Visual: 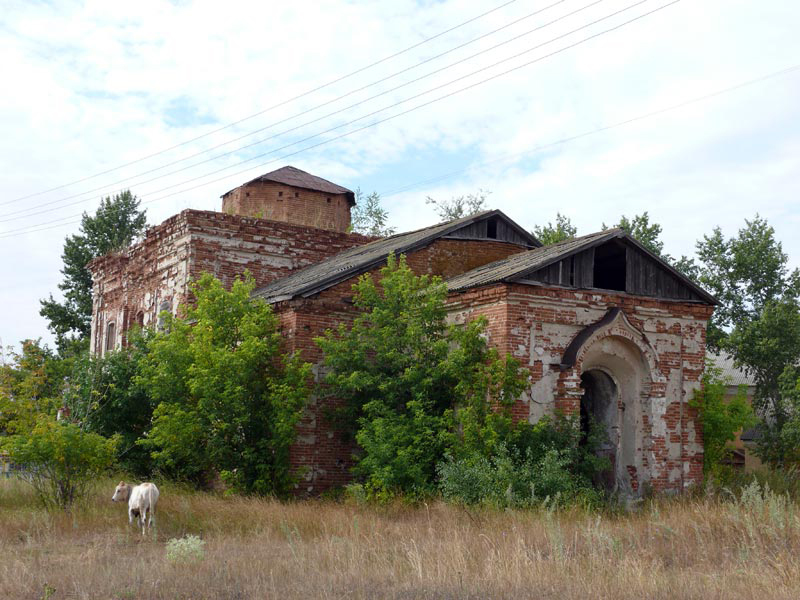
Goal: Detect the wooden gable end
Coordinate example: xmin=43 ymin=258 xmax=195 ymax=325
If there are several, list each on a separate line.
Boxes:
xmin=523 ymin=239 xmax=708 ymax=302
xmin=443 ymin=215 xmax=536 ymax=247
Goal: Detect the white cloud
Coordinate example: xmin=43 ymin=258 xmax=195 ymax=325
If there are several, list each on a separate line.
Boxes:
xmin=1 ymin=0 xmax=799 ymax=350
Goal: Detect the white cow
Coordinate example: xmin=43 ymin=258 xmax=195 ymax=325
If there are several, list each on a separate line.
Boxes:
xmin=112 ymin=481 xmax=160 ymax=535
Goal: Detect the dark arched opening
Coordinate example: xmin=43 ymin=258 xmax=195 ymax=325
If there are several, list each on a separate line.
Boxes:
xmin=580 ymin=370 xmax=617 ymax=491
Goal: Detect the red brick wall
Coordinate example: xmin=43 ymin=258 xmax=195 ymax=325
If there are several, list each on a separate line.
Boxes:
xmin=276 ymin=238 xmax=532 ymax=494
xmin=88 ymin=209 xmax=374 ymax=355
xmin=447 ymin=283 xmax=713 ymax=494
xmin=221 ymin=181 xmax=351 ymax=232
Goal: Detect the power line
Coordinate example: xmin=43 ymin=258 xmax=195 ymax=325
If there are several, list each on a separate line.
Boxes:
xmin=1 ymin=0 xmax=590 ymax=221
xmin=3 ymin=59 xmax=797 ymax=241
xmin=2 ymin=0 xmax=521 ymax=206
xmin=0 ymin=1 xmax=691 ymax=237
xmin=1 ymin=0 xmax=644 ymax=224
xmin=379 ymin=64 xmax=800 ymax=197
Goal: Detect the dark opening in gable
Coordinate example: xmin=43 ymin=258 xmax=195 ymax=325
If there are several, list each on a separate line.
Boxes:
xmin=593 ymin=240 xmax=626 ymax=292
xmin=486 ymin=218 xmax=498 ymax=239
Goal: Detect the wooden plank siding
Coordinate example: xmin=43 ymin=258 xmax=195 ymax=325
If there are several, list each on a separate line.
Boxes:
xmin=443 ymin=216 xmax=533 ymax=246
xmin=523 ymin=241 xmax=705 ymax=302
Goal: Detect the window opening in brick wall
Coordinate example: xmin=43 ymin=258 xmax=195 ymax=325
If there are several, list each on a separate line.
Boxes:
xmin=295 ymin=191 xmax=299 ymax=197
xmin=326 ymin=197 xmax=331 ymax=203
xmin=106 ymin=322 xmax=116 ymax=352
xmin=278 ymin=191 xmax=283 ymax=197
xmin=157 ymin=300 xmax=171 ymax=331
xmin=593 ymin=240 xmax=626 ymax=291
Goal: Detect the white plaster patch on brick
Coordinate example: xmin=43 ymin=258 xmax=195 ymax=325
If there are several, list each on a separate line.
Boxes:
xmin=651 ymin=397 xmax=668 ymax=437
xmin=528 ymin=325 xmax=536 ymax=365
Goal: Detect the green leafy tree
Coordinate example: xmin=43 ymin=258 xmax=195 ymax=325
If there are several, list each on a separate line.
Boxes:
xmin=40 ymin=191 xmax=147 ymax=354
xmin=350 ymin=188 xmax=396 ymax=237
xmin=604 ymin=212 xmax=666 ymax=257
xmin=766 ymin=366 xmax=800 ymax=465
xmin=695 ymin=216 xmax=800 ymax=350
xmin=0 ymin=339 xmax=65 ymax=435
xmin=689 ymin=362 xmax=755 ymax=475
xmin=425 ymin=189 xmax=490 ymax=221
xmin=3 ymin=416 xmax=118 ymax=509
xmin=136 ymin=273 xmax=311 ymax=495
xmin=66 ymin=330 xmax=155 ymax=475
xmin=316 ymin=253 xmax=526 ymax=498
xmin=532 ymin=213 xmax=577 ymax=245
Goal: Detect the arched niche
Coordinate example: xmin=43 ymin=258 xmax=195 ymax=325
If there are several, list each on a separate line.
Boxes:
xmin=563 ymin=308 xmax=660 ymax=495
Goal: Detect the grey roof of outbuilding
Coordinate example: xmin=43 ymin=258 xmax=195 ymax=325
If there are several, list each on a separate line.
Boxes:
xmin=252 ymin=210 xmax=539 ymax=303
xmin=708 ymin=352 xmax=757 ymax=387
xmin=445 ymin=228 xmax=718 ymax=304
xmin=221 ymin=166 xmax=355 ymax=204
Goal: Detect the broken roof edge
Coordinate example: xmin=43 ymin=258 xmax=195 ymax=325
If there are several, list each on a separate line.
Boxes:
xmin=445 ymin=228 xmax=719 ymax=305
xmin=252 ymin=209 xmax=537 ymax=303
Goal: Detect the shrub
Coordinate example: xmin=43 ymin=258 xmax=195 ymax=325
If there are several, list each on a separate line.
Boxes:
xmin=165 ymin=535 xmax=206 ymax=564
xmin=438 ymin=443 xmax=601 ymax=509
xmin=3 ymin=416 xmax=118 ymax=509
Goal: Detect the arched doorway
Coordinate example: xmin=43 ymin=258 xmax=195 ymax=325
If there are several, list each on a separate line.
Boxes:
xmin=580 ymin=369 xmax=618 ymax=492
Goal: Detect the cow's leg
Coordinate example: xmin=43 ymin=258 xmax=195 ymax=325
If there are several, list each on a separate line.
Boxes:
xmin=140 ymin=507 xmax=147 ymax=535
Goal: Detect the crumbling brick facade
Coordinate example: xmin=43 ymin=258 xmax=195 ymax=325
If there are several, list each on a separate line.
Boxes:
xmin=88 ymin=167 xmax=714 ymax=498
xmin=446 ymin=284 xmax=712 ymax=494
xmin=221 ymin=181 xmax=352 ymax=232
xmin=88 ymin=209 xmax=373 ymax=356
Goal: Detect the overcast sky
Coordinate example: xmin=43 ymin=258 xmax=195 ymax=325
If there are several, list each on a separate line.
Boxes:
xmin=1 ymin=0 xmax=799 ymax=352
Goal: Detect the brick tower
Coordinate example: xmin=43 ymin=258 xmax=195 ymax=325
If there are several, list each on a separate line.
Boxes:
xmin=220 ymin=165 xmax=355 ymax=232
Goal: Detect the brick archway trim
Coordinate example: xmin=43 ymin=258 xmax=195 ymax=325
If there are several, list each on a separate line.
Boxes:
xmin=559 ymin=307 xmax=661 ymax=382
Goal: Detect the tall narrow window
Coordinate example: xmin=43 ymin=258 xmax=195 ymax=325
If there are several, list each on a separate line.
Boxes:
xmin=106 ymin=322 xmax=116 ymax=352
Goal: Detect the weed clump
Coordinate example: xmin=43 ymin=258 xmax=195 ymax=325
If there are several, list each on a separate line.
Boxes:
xmin=165 ymin=534 xmax=206 ymax=564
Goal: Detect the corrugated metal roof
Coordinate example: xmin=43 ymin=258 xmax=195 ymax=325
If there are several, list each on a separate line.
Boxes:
xmin=707 ymin=352 xmax=757 ymax=387
xmin=252 ymin=210 xmax=538 ymax=303
xmin=222 ymin=166 xmax=355 ymax=203
xmin=445 ymin=228 xmax=717 ymax=304
xmin=445 ymin=229 xmax=618 ymax=292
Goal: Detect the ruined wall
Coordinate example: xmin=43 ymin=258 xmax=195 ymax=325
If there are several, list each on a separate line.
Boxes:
xmin=275 ymin=238 xmax=531 ymax=494
xmin=447 ymin=283 xmax=713 ymax=495
xmin=89 ymin=210 xmax=373 ymax=355
xmin=221 ymin=181 xmax=352 ymax=232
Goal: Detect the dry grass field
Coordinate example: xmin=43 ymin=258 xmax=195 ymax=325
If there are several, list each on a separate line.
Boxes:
xmin=1 ymin=477 xmax=799 ymax=599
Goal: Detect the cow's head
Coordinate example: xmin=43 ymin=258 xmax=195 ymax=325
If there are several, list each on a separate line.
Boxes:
xmin=112 ymin=481 xmax=130 ymax=502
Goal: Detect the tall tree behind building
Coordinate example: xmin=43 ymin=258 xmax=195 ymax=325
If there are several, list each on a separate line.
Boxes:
xmin=426 ymin=190 xmax=490 ymax=221
xmin=349 ymin=189 xmax=396 ymax=237
xmin=532 ymin=213 xmax=577 ymax=245
xmin=39 ymin=191 xmax=147 ymax=355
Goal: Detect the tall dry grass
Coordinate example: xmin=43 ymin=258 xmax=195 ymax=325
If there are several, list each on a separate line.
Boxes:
xmin=1 ymin=477 xmax=799 ymax=599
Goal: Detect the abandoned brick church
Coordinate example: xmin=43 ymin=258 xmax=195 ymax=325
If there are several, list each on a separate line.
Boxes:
xmin=88 ymin=166 xmax=716 ymax=496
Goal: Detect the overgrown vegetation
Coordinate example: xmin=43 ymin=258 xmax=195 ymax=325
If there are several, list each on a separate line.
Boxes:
xmin=690 ymin=362 xmax=755 ymax=476
xmin=2 ymin=476 xmax=800 ymax=599
xmin=136 ymin=273 xmax=311 ymax=495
